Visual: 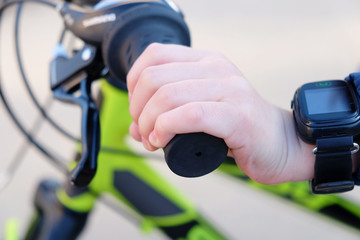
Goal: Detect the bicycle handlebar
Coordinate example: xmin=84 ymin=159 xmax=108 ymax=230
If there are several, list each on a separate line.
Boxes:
xmin=100 ymin=2 xmax=228 ymax=177
xmin=59 ymin=0 xmax=228 ymax=180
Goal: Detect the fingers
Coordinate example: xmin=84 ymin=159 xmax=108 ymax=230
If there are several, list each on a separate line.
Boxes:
xmin=148 ymin=101 xmax=239 ymax=149
xmin=129 ymin=122 xmax=141 ymax=142
xmin=128 ymin=45 xmax=242 ymax=124
xmin=137 ymin=78 xmax=220 ymax=139
xmin=126 ymin=43 xmax=246 ymax=151
xmin=127 ymin=43 xmax=221 ymax=95
xmin=129 ymin=61 xmax=219 ymax=123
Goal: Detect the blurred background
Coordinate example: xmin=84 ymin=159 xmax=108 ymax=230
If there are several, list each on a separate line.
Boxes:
xmin=1 ymin=0 xmax=360 ymax=239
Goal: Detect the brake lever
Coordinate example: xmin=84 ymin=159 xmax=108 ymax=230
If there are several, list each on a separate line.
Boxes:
xmin=50 ymin=44 xmax=101 ymax=187
xmin=53 ymin=80 xmax=100 ymax=187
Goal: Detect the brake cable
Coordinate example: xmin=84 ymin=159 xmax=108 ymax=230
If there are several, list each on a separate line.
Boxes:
xmin=0 ymin=0 xmax=69 ymax=177
xmin=0 ymin=1 xmax=71 ymax=192
xmin=14 ymin=3 xmax=80 ymax=143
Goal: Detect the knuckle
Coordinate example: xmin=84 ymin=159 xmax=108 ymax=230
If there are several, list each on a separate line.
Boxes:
xmin=139 ymin=67 xmax=159 ymax=90
xmin=143 ymin=43 xmax=165 ymax=60
xmin=154 ymin=83 xmax=182 ymax=106
xmin=203 ymin=54 xmax=239 ymax=77
xmin=185 ymin=103 xmax=206 ymax=125
xmin=155 ymin=85 xmax=174 ymax=103
xmin=144 ymin=42 xmax=162 ymax=53
xmin=140 ymin=67 xmax=155 ymax=81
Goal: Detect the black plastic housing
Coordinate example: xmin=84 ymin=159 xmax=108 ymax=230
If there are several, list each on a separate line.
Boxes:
xmin=101 ymin=2 xmax=191 ymax=86
xmin=292 ymin=80 xmax=360 ymax=144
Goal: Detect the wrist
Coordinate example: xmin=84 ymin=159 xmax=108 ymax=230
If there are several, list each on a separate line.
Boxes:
xmin=280 ymin=109 xmax=316 ymax=182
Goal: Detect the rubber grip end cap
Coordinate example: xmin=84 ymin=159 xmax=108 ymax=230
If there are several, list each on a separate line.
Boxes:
xmin=163 ymin=133 xmax=228 ymax=177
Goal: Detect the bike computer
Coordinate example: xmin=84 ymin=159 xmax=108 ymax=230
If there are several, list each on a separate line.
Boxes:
xmin=292 ymin=80 xmax=360 ymax=194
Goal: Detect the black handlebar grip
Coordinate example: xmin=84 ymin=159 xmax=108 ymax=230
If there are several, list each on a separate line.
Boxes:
xmin=164 ymin=133 xmax=228 ymax=177
xmin=102 ymin=3 xmax=228 ymax=177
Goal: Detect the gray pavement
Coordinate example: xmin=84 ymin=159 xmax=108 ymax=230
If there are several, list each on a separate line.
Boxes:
xmin=1 ymin=0 xmax=360 ymax=239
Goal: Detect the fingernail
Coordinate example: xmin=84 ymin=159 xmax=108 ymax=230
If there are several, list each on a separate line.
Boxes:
xmin=142 ymin=138 xmax=151 ymax=150
xmin=149 ymin=131 xmax=159 ymax=147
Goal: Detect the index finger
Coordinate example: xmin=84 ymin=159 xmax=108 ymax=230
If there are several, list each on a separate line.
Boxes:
xmin=126 ymin=43 xmax=209 ymax=95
